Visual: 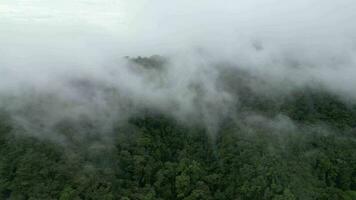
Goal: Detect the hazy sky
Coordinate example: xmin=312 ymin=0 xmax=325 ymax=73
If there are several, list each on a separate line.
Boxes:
xmin=1 ymin=0 xmax=355 ymax=54
xmin=1 ymin=0 xmax=356 ymax=100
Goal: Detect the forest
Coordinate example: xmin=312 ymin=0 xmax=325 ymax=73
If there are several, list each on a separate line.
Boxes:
xmin=0 ymin=57 xmax=355 ymax=200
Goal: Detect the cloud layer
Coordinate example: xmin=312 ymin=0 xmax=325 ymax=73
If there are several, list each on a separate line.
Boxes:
xmin=0 ymin=0 xmax=356 ymax=139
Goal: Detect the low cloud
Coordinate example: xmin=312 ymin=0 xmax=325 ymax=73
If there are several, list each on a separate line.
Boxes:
xmin=0 ymin=0 xmax=355 ymax=140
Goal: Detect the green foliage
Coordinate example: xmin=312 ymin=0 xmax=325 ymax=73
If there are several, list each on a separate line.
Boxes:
xmin=0 ymin=63 xmax=356 ymax=199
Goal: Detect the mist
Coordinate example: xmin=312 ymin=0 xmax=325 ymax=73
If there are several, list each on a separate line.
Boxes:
xmin=1 ymin=0 xmax=356 ymax=140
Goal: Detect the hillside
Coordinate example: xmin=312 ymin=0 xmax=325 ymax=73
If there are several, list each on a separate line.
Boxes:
xmin=0 ymin=57 xmax=355 ymax=200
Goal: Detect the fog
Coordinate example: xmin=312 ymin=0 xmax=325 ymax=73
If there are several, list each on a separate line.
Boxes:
xmin=0 ymin=0 xmax=356 ymax=139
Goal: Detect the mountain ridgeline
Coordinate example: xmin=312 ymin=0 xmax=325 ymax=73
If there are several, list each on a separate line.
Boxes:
xmin=0 ymin=56 xmax=356 ymax=200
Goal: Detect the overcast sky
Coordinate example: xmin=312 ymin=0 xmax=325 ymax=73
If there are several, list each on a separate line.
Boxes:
xmin=1 ymin=0 xmax=355 ymax=54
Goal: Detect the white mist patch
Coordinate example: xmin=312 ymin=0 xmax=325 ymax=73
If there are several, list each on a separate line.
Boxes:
xmin=0 ymin=0 xmax=356 ymax=140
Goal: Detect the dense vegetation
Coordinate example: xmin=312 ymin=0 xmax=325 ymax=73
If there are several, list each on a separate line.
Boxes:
xmin=0 ymin=57 xmax=356 ymax=199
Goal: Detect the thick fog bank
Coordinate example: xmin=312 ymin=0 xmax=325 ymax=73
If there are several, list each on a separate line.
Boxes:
xmin=0 ymin=0 xmax=356 ymax=140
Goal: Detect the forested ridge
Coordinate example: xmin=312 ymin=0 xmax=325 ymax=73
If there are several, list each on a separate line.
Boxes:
xmin=0 ymin=57 xmax=356 ymax=200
